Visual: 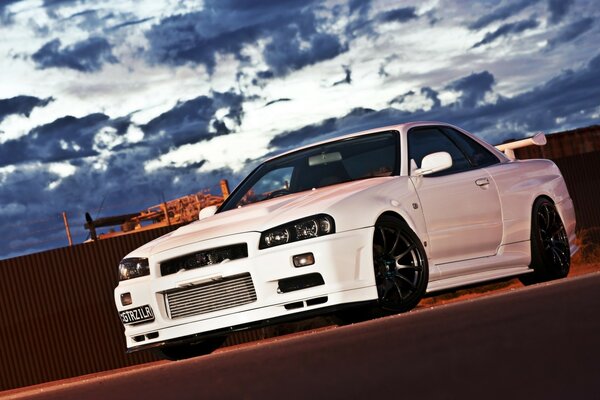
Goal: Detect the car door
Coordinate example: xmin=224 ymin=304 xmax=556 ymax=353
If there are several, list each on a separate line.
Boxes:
xmin=408 ymin=126 xmax=503 ymax=270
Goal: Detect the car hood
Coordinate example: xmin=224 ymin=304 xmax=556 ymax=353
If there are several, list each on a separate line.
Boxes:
xmin=129 ymin=177 xmax=397 ymax=258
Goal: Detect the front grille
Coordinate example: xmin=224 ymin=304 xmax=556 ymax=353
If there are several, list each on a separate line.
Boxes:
xmin=165 ymin=273 xmax=257 ymax=319
xmin=160 ymin=243 xmax=248 ymax=276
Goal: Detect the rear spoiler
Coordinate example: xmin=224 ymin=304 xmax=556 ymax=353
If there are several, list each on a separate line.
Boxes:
xmin=495 ymin=132 xmax=546 ymax=160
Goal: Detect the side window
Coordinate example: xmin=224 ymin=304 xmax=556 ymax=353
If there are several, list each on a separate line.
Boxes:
xmin=408 ymin=127 xmax=471 ymax=176
xmin=442 ymin=127 xmax=500 ymax=168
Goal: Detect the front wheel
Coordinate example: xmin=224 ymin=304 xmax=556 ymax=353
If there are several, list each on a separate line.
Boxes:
xmin=521 ymin=198 xmax=570 ymax=285
xmin=372 ymin=215 xmax=429 ymax=313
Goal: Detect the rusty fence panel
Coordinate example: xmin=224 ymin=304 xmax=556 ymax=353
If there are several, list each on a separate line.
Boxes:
xmin=0 ymin=226 xmax=179 ymax=391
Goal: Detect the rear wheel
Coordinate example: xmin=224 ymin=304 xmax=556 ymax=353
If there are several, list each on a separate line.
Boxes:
xmin=521 ymin=198 xmax=570 ymax=285
xmin=372 ymin=215 xmax=428 ymax=313
xmin=154 ymin=336 xmax=226 ymax=361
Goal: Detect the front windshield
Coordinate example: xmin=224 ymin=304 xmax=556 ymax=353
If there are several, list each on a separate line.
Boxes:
xmin=220 ymin=131 xmax=399 ymax=211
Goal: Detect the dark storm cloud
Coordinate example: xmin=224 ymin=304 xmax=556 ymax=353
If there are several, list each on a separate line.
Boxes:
xmin=332 ymin=65 xmax=352 ymax=86
xmin=421 ymin=87 xmax=442 ymax=109
xmin=472 ymin=18 xmax=540 ymax=48
xmin=547 ymin=0 xmax=574 ymax=24
xmin=0 ymin=0 xmax=20 ymax=24
xmin=60 ymin=7 xmax=153 ymax=33
xmin=446 ymin=71 xmax=495 ymax=108
xmin=0 ymin=113 xmax=108 ymax=166
xmin=546 ymin=17 xmax=595 ymax=50
xmin=41 ymin=0 xmax=84 ymax=19
xmin=346 ymin=4 xmax=418 ymax=39
xmin=107 ymin=17 xmax=153 ymax=31
xmin=44 ymin=0 xmax=79 ymax=5
xmin=389 ymin=87 xmax=442 ymax=109
xmin=144 ymin=12 xmax=259 ymax=72
xmin=348 ymin=0 xmax=371 ymax=15
xmin=344 ymin=0 xmax=373 ymax=37
xmin=32 ymin=37 xmax=117 ymax=72
xmin=268 ymin=106 xmax=380 ymax=150
xmin=469 ymin=0 xmax=540 ymax=30
xmin=378 ymin=7 xmax=417 ymax=23
xmin=142 ymin=91 xmax=245 ymax=147
xmin=265 ymin=98 xmax=291 ymax=107
xmin=0 ymin=95 xmax=54 ymax=123
xmin=268 ymin=115 xmax=339 ymax=149
xmin=389 ymin=90 xmax=415 ymax=106
xmin=263 ymin=22 xmax=347 ymax=77
xmin=0 ymin=90 xmax=246 ymax=169
xmin=269 ymin=53 xmax=600 ymax=150
xmin=145 ymin=0 xmax=346 ymax=77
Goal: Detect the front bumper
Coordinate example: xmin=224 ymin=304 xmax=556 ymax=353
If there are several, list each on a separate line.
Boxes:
xmin=115 ymin=226 xmax=378 ymax=351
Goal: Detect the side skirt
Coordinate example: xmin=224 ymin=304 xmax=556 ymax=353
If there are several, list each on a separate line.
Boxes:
xmin=426 ymin=266 xmax=532 ymax=293
xmin=426 ymin=240 xmax=532 ymax=293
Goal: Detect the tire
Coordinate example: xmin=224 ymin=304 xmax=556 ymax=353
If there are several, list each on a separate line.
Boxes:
xmin=521 ymin=198 xmax=570 ymax=285
xmin=154 ymin=336 xmax=226 ymax=361
xmin=371 ymin=215 xmax=429 ymax=313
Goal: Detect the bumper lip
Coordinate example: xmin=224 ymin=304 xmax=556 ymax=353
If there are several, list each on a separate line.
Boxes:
xmin=125 ymin=300 xmax=376 ymax=354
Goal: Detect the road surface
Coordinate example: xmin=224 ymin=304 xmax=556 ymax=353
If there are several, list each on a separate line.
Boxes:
xmin=5 ymin=272 xmax=600 ymax=399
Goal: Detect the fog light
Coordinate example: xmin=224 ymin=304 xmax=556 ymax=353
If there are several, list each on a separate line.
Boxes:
xmin=293 ymin=253 xmax=315 ymax=267
xmin=120 ymin=292 xmax=132 ymax=306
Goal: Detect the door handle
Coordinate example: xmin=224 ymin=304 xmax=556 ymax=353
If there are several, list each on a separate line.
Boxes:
xmin=475 ymin=178 xmax=490 ymax=187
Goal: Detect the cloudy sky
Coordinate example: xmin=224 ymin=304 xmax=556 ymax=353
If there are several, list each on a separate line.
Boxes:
xmin=0 ymin=0 xmax=598 ymax=259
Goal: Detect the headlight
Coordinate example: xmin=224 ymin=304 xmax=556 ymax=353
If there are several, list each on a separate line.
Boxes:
xmin=259 ymin=214 xmax=335 ymax=249
xmin=118 ymin=258 xmax=150 ymax=281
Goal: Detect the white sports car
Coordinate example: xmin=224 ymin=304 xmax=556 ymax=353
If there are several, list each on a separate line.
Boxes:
xmin=114 ymin=121 xmax=577 ymax=359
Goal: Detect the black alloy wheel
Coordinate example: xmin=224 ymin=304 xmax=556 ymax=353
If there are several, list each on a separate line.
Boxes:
xmin=372 ymin=215 xmax=429 ymax=313
xmin=521 ymin=198 xmax=570 ymax=285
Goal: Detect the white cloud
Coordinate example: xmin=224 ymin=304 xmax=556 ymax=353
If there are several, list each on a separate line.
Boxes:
xmin=0 ymin=165 xmax=17 ymax=184
xmin=145 ymin=130 xmax=271 ymax=173
xmin=48 ymin=162 xmax=77 ymax=178
xmin=47 ymin=161 xmax=77 ymax=190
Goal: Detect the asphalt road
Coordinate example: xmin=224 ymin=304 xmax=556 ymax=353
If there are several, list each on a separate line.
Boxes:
xmin=9 ymin=272 xmax=600 ymax=400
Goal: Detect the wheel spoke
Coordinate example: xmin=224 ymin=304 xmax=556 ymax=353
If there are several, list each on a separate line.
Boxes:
xmin=397 ymin=262 xmax=421 ymax=272
xmin=378 ymin=227 xmax=388 ymax=253
xmin=551 ymin=248 xmax=562 ymax=267
xmin=538 ymin=210 xmax=548 ymax=232
xmin=552 ymin=247 xmax=567 ymax=264
xmin=395 ymin=271 xmax=417 ymax=289
xmin=393 ymin=280 xmax=404 ymax=300
xmin=541 ymin=205 xmax=553 ymax=231
xmin=388 ymin=232 xmax=402 ymax=255
xmin=551 ymin=225 xmax=566 ymax=238
xmin=393 ymin=244 xmax=415 ymax=262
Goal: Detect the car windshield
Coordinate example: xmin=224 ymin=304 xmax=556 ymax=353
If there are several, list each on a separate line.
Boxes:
xmin=220 ymin=131 xmax=399 ymax=211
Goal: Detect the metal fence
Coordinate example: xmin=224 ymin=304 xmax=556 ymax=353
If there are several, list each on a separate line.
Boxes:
xmin=1 ymin=125 xmax=599 ymax=391
xmin=0 ymin=227 xmax=176 ymax=390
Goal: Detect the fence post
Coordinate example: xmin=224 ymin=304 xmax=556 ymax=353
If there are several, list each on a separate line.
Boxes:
xmin=62 ymin=212 xmax=73 ymax=246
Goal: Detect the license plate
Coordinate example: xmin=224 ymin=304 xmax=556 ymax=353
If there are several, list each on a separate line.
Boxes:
xmin=119 ymin=305 xmax=155 ymax=325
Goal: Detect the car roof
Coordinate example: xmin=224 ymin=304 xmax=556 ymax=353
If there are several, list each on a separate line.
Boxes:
xmin=265 ymin=120 xmax=455 ymax=162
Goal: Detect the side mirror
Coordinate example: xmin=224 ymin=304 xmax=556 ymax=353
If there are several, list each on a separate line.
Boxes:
xmin=198 ymin=205 xmax=218 ymax=220
xmin=413 ymin=152 xmax=452 ymax=176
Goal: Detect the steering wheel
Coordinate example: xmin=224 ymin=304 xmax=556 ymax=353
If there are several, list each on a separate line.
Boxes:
xmin=264 ymin=189 xmax=290 ymax=200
